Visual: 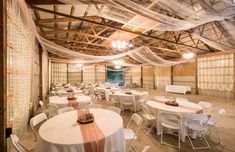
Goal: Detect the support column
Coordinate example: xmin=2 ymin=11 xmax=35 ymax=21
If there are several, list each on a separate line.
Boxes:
xmin=195 ymin=58 xmax=199 ymax=95
xmin=0 ymin=0 xmax=7 ymax=151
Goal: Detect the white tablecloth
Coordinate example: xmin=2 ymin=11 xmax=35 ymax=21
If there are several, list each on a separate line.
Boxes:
xmin=96 ymin=87 xmax=120 ymax=101
xmin=114 ymin=91 xmax=145 ymax=112
xmin=55 ymin=89 xmax=83 ymax=96
xmin=146 ymin=99 xmax=203 ymax=142
xmin=35 ymin=109 xmax=125 ymax=152
xmin=49 ymin=95 xmax=91 ymax=108
xmin=165 ymin=85 xmax=191 ymax=94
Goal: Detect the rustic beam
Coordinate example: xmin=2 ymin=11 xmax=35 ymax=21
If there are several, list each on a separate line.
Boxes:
xmin=31 ymin=6 xmax=207 ymax=52
xmin=26 ymin=0 xmax=64 ymax=5
xmin=66 ymin=6 xmax=75 ymax=38
xmin=0 ymin=0 xmax=7 ymax=151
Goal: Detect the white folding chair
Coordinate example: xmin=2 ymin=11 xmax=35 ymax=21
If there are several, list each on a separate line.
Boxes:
xmin=120 ymin=95 xmax=134 ymax=114
xmin=198 ymin=101 xmax=212 ymax=114
xmin=10 ymin=134 xmax=32 ymax=152
xmin=141 ymin=104 xmax=156 ymax=135
xmin=141 ymin=145 xmax=150 ymax=152
xmin=110 ymin=94 xmax=120 ymax=107
xmin=97 ymin=89 xmax=106 ymax=101
xmin=38 ymin=100 xmax=47 ymax=111
xmin=89 ymin=87 xmax=98 ymax=102
xmin=207 ymin=108 xmax=226 ymax=146
xmin=30 ymin=113 xmax=48 ymax=141
xmin=159 ymin=112 xmax=182 ymax=149
xmin=58 ymin=107 xmax=74 ymax=114
xmin=39 ymin=101 xmax=58 ymax=117
xmin=124 ymin=113 xmax=144 ymax=151
xmin=106 ymin=106 xmax=121 ymax=114
xmin=87 ymin=104 xmax=102 ymax=109
xmin=186 ymin=114 xmax=211 ymax=150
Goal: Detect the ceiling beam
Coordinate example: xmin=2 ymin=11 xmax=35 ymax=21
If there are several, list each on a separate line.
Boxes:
xmin=31 ymin=5 xmax=207 ymax=52
xmin=26 ymin=0 xmax=105 ymax=5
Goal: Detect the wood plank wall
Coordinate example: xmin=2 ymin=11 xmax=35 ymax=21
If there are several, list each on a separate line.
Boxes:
xmin=155 ymin=66 xmax=171 ymax=91
xmin=142 ymin=66 xmax=154 ymax=89
xmin=131 ymin=67 xmax=141 ymax=87
xmin=96 ymin=65 xmax=105 ymax=82
xmin=124 ymin=68 xmax=131 ymax=83
xmin=197 ymin=54 xmax=234 ymax=98
xmin=68 ymin=63 xmax=82 ymax=84
xmin=172 ymin=60 xmax=197 ymax=94
xmin=83 ymin=65 xmax=96 ymax=83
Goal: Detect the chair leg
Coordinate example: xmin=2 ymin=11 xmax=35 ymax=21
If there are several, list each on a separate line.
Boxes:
xmin=188 ymin=133 xmax=210 ymax=150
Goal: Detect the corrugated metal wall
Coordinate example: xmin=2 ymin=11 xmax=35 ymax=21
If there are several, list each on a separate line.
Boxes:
xmin=173 ymin=61 xmax=197 ymax=94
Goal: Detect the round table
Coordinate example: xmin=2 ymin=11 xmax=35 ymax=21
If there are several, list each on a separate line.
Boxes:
xmin=114 ymin=91 xmax=145 ymax=112
xmin=49 ymin=95 xmax=91 ymax=108
xmin=146 ymin=99 xmax=203 ymax=142
xmin=55 ymin=89 xmax=83 ymax=96
xmin=35 ymin=109 xmax=125 ymax=152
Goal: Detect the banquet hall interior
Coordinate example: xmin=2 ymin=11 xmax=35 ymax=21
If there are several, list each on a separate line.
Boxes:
xmin=1 ymin=0 xmax=235 ymax=152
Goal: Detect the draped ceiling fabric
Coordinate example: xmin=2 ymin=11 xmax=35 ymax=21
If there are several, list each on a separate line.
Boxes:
xmin=17 ymin=0 xmax=235 ymax=66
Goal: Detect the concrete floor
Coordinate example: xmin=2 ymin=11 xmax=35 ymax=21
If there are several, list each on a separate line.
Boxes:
xmin=19 ymin=89 xmax=235 ymax=152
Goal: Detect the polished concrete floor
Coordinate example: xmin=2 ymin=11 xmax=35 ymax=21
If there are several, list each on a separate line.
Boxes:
xmin=20 ymin=89 xmax=235 ymax=152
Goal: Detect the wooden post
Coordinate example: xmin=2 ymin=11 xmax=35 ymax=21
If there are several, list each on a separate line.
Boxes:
xmin=0 ymin=0 xmax=7 ymax=151
xmin=141 ymin=66 xmax=143 ymax=88
xmin=170 ymin=66 xmax=173 ymax=85
xmin=39 ymin=47 xmax=43 ymax=100
xmin=195 ymin=58 xmax=199 ymax=95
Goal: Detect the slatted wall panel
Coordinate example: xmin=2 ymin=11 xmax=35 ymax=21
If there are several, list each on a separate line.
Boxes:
xmin=142 ymin=66 xmax=154 ymax=89
xmin=155 ymin=66 xmax=171 ymax=91
xmin=51 ymin=63 xmax=67 ymax=84
xmin=83 ymin=65 xmax=96 ymax=83
xmin=124 ymin=68 xmax=132 ymax=83
xmin=131 ymin=66 xmax=141 ymax=87
xmin=96 ymin=65 xmax=106 ymax=82
xmin=173 ymin=61 xmax=196 ymax=94
xmin=198 ymin=54 xmax=234 ymax=98
xmin=42 ymin=51 xmax=49 ymax=99
xmin=68 ymin=64 xmax=82 ymax=84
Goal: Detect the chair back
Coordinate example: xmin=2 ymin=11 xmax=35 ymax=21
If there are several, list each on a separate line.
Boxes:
xmin=89 ymin=87 xmax=95 ymax=95
xmin=39 ymin=100 xmax=47 ymax=110
xmin=121 ymin=95 xmax=135 ymax=104
xmin=186 ymin=114 xmax=211 ymax=129
xmin=176 ymin=97 xmax=189 ymax=103
xmin=198 ymin=101 xmax=212 ymax=113
xmin=106 ymin=106 xmax=121 ymax=114
xmin=58 ymin=107 xmax=74 ymax=114
xmin=159 ymin=112 xmax=181 ymax=128
xmin=30 ymin=113 xmax=47 ymax=141
xmin=127 ymin=113 xmax=144 ymax=129
xmin=141 ymin=104 xmax=150 ymax=115
xmin=10 ymin=134 xmax=28 ymax=152
xmin=141 ymin=145 xmax=150 ymax=152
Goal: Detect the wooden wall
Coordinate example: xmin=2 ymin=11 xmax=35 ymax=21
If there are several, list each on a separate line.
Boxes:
xmin=172 ymin=60 xmax=197 ymax=94
xmin=124 ymin=68 xmax=132 ymax=83
xmin=155 ymin=66 xmax=171 ymax=91
xmin=131 ymin=67 xmax=141 ymax=87
xmin=142 ymin=66 xmax=154 ymax=89
xmin=197 ymin=54 xmax=234 ymax=98
xmin=83 ymin=65 xmax=96 ymax=83
xmin=68 ymin=64 xmax=82 ymax=84
xmin=96 ymin=65 xmax=106 ymax=82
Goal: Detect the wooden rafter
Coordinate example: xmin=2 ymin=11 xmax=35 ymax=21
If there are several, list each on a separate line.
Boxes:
xmin=31 ymin=5 xmax=208 ymax=52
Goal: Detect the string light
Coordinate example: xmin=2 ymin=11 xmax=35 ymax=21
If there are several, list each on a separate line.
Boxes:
xmin=113 ymin=60 xmax=124 ymax=65
xmin=182 ymin=52 xmax=195 ymax=59
xmin=112 ymin=41 xmax=133 ymax=50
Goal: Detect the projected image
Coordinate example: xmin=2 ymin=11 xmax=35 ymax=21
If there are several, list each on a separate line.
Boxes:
xmin=106 ymin=66 xmax=124 ymax=84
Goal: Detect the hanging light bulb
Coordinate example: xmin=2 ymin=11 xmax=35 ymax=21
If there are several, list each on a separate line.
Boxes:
xmin=182 ymin=52 xmax=195 ymax=59
xmin=76 ymin=63 xmax=83 ymax=67
xmin=115 ymin=65 xmax=121 ymax=69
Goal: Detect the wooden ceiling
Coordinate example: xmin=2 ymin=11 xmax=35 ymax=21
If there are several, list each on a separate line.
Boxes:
xmin=26 ymin=0 xmax=229 ymax=61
